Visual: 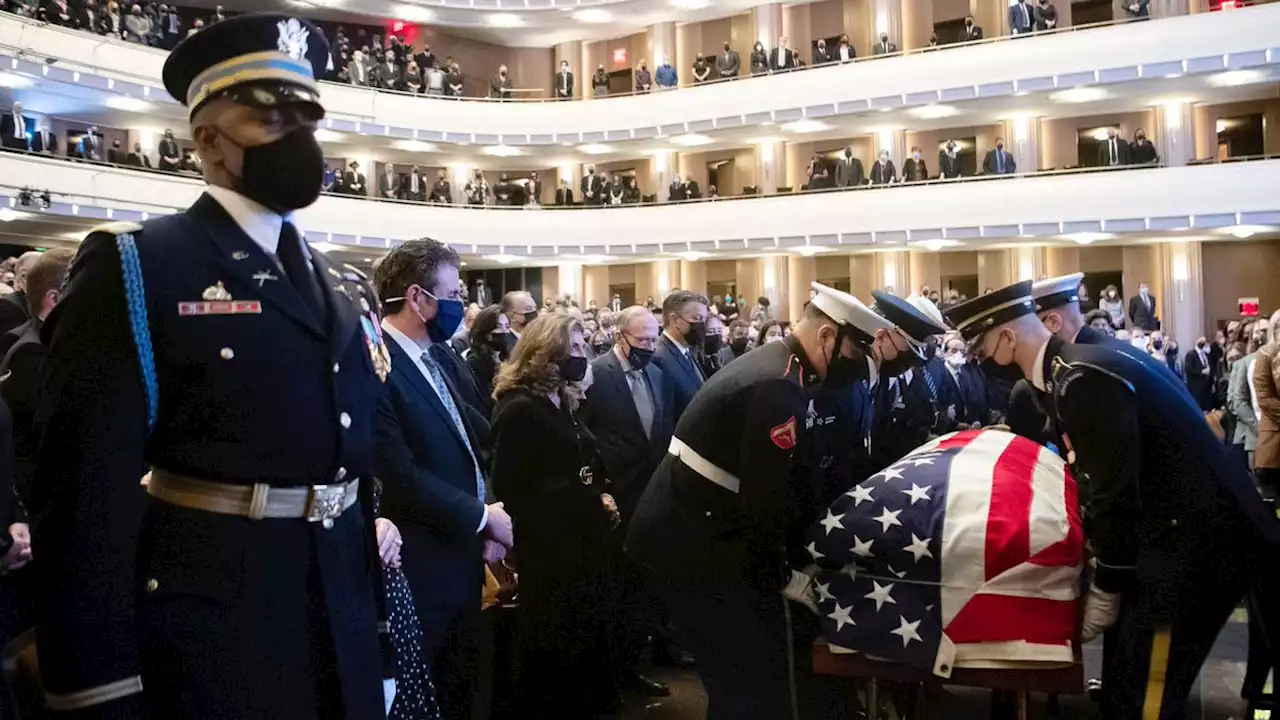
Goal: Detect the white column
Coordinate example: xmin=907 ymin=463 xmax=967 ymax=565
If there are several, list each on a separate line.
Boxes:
xmin=651 ymin=150 xmax=678 ymax=202
xmin=452 ymin=163 xmax=470 ymax=204
xmin=1157 ymin=101 xmax=1194 ymax=167
xmin=554 ymin=41 xmax=582 ymax=100
xmin=754 ymin=140 xmax=784 ymax=195
xmin=876 ymin=128 xmax=907 ymax=169
xmin=557 ymin=262 xmax=584 ymax=302
xmin=873 ymin=0 xmax=903 ymax=47
xmin=1159 ymin=241 xmax=1204 ymax=351
xmin=649 ymin=21 xmax=677 ymax=71
xmin=1151 ymin=0 xmax=1189 ymax=18
xmin=879 ymin=250 xmax=910 ymax=295
xmin=1005 ymin=116 xmax=1041 ymax=174
xmin=760 ymin=255 xmax=789 ymax=321
xmin=1011 ymin=246 xmax=1046 ymax=282
xmin=752 ymin=4 xmax=782 ymax=50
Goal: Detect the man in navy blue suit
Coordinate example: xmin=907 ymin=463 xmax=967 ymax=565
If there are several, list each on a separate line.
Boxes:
xmin=932 ymin=334 xmax=989 ymax=432
xmin=652 ymin=290 xmax=709 ymax=423
xmin=372 ymin=239 xmax=514 ymax=720
xmin=1009 ymin=0 xmax=1035 ymax=34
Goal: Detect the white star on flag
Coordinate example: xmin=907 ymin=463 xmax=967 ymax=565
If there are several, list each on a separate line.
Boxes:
xmin=863 ymin=581 xmax=897 ymax=611
xmin=806 ymin=542 xmax=825 ymax=561
xmin=904 ymin=534 xmax=934 ymax=562
xmin=871 ymin=467 xmax=905 ymax=483
xmin=886 ymin=564 xmax=907 ymax=578
xmin=851 ymin=535 xmax=875 ymax=558
xmin=901 ymin=483 xmax=932 ymax=504
xmin=845 ymin=484 xmax=874 ymax=506
xmin=819 ymin=509 xmax=846 ymax=535
xmin=828 ymin=603 xmax=854 ymax=632
xmin=908 ymin=457 xmax=936 ymax=467
xmin=873 ymin=507 xmax=903 ymax=533
xmin=815 ymin=582 xmax=836 ymax=603
xmin=891 ymin=616 xmax=923 ymax=647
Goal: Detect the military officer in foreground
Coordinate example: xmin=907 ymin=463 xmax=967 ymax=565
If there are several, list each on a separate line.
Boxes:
xmin=626 ymin=283 xmax=936 ymax=719
xmin=33 ymin=14 xmax=393 ymax=718
xmin=944 ymin=282 xmax=1280 ymax=719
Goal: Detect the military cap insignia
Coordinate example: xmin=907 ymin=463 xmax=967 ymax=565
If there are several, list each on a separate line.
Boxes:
xmin=202 ymin=282 xmax=233 ymax=301
xmin=277 ymin=18 xmax=311 ymax=61
xmin=231 ymin=251 xmax=250 ymax=260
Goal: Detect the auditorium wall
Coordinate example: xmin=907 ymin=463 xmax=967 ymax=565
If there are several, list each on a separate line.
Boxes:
xmin=1200 ymin=238 xmax=1280 ymax=332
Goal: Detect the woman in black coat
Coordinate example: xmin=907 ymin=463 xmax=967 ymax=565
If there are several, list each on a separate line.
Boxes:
xmin=465 ymin=305 xmax=510 ymax=401
xmin=489 ymin=313 xmax=620 ymax=718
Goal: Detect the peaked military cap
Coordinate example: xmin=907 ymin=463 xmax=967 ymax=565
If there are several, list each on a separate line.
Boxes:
xmin=1031 ymin=272 xmax=1085 ymax=312
xmin=943 ymin=280 xmax=1037 ymax=341
xmin=872 ymin=290 xmax=948 ymax=353
xmin=810 ymin=282 xmax=893 ymax=339
xmin=163 ymin=13 xmax=330 ymax=116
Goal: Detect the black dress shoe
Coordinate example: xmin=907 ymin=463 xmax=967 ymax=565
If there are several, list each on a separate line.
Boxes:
xmin=622 ymin=673 xmax=671 ymax=698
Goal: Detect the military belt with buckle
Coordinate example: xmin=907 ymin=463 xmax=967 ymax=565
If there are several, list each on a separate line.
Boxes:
xmin=147 ymin=469 xmax=359 ymax=527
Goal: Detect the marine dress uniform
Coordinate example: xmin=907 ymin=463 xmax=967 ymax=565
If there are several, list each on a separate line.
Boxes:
xmin=945 ymin=282 xmax=1280 ymax=719
xmin=32 ymin=14 xmax=393 ymax=719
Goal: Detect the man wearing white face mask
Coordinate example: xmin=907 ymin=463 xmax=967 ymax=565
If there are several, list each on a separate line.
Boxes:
xmin=374 ymin=239 xmax=512 ymax=720
xmin=933 ymin=335 xmax=988 ymax=432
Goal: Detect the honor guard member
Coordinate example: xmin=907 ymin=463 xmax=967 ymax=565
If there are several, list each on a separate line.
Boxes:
xmin=33 ymin=14 xmax=395 ymax=719
xmin=866 ymin=290 xmax=949 ymax=465
xmin=627 ymin=283 xmax=921 ymax=719
xmin=944 ymin=281 xmax=1280 ymax=720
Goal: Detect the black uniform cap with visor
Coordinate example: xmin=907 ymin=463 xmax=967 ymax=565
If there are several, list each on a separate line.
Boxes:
xmin=870 ymin=290 xmax=949 ymax=362
xmin=162 ymin=13 xmax=331 ymax=122
xmin=941 ymin=280 xmax=1039 ymax=359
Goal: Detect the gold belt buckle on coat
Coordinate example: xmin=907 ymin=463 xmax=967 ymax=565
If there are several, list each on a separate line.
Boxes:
xmin=306 ymin=485 xmax=347 ymax=522
xmin=579 ymin=467 xmax=594 ymax=486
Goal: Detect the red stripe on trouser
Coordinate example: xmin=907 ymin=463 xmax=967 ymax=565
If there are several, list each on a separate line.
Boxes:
xmin=984 ymin=435 xmax=1039 ymax=581
xmin=944 ymin=593 xmax=1077 ymax=645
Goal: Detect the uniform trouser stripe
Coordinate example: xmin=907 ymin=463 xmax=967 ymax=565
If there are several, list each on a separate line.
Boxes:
xmin=1142 ymin=627 xmax=1172 ymax=720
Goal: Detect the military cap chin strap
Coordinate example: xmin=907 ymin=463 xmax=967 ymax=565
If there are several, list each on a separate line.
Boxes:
xmin=116 ymin=233 xmax=158 ymax=430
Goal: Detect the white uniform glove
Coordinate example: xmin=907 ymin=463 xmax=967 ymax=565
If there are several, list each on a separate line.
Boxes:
xmin=1080 ymin=582 xmax=1121 ymax=643
xmin=383 ymin=678 xmax=396 ymax=716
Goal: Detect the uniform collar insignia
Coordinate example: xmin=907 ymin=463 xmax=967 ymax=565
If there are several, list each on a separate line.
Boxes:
xmin=202 ymin=281 xmax=233 ymax=301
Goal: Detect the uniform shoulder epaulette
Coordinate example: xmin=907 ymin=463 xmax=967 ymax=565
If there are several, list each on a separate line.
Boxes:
xmin=341 ymin=263 xmax=369 ymax=281
xmin=1050 ymin=356 xmax=1134 ymax=400
xmin=87 ymin=221 xmax=144 ymax=237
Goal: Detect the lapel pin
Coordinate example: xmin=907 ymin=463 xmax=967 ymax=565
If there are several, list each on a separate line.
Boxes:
xmin=231 ymin=251 xmax=251 ymax=260
xmin=252 ymin=270 xmax=279 ymax=287
xmin=202 ymin=282 xmax=233 ymax=301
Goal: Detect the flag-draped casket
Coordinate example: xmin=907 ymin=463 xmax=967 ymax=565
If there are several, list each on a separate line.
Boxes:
xmin=806 ymin=429 xmax=1084 ymax=677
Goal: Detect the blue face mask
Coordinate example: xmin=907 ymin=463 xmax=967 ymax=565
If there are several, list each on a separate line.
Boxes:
xmin=409 ymin=286 xmax=464 ymax=343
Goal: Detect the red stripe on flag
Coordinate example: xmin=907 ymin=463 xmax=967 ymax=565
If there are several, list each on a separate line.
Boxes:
xmin=984 ymin=435 xmax=1039 ymax=581
xmin=944 ymin=592 xmax=1076 ymax=645
xmin=1028 ymin=457 xmax=1084 ymax=567
xmin=936 ymin=430 xmax=983 ymax=451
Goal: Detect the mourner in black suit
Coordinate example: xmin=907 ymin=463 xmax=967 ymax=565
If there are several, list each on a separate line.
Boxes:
xmin=157 ymin=129 xmax=181 ymax=171
xmin=769 ymin=39 xmax=796 ymax=71
xmin=345 ymin=160 xmax=367 ymax=196
xmin=938 ymin=141 xmax=962 ymax=179
xmin=0 ymin=103 xmax=28 ymax=151
xmin=1097 ymin=129 xmax=1132 ymax=167
xmin=627 ymin=284 xmax=943 ymax=719
xmin=944 ymin=281 xmax=1280 ymax=720
xmin=931 ymin=337 xmax=989 ymax=432
xmin=982 ymin=138 xmax=1016 ymax=175
xmin=834 ymin=148 xmax=865 ymax=188
xmin=555 ymin=61 xmax=574 ymax=99
xmin=0 ymin=251 xmax=37 ymax=335
xmin=428 ymin=170 xmax=451 ymax=203
xmin=554 ymin=180 xmax=574 ymax=206
xmin=869 ymin=151 xmax=897 ymax=184
xmin=30 ymin=124 xmax=56 ymax=155
xmin=1185 ymin=339 xmax=1215 ymax=411
xmin=372 ymin=240 xmax=512 ymax=720
xmin=581 ymin=307 xmax=676 ymax=697
xmin=33 ymin=16 xmax=393 ymax=717
xmin=651 ymin=290 xmax=708 ymax=423
xmin=403 ymin=166 xmax=428 ymax=202
xmin=1128 ymin=282 xmax=1158 ymax=331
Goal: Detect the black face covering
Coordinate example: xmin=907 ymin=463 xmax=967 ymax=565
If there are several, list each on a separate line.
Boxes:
xmin=703 ymin=335 xmax=723 ymax=354
xmin=683 ymin=321 xmax=707 ymax=346
xmin=227 ymin=126 xmax=325 ymax=211
xmin=498 ymin=332 xmax=517 ymax=359
xmin=877 ymin=335 xmax=922 ymax=378
xmin=558 ymin=355 xmax=588 ymax=382
xmin=980 ymin=357 xmax=1026 ymax=385
xmin=522 ymin=311 xmax=539 ymax=327
xmin=729 ymin=337 xmax=749 ymax=355
xmin=821 ymin=326 xmax=865 ymax=391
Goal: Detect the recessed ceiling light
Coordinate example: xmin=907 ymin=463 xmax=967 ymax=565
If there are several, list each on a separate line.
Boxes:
xmin=1049 ymin=87 xmax=1108 ymax=104
xmin=877 ymin=107 xmax=893 ymax=112
xmin=482 ymin=144 xmax=524 ymax=157
xmin=760 ymin=121 xmax=774 ymax=127
xmin=909 ymin=239 xmax=961 ymax=252
xmin=669 ymin=133 xmax=713 ymax=147
xmin=1089 ymin=127 xmax=1114 ymax=141
xmin=1164 ymin=73 xmax=1184 ymax=79
xmin=392 ymin=139 xmax=438 ymax=152
xmin=313 ymin=129 xmax=345 ymax=143
xmin=562 ymin=253 xmax=611 ymax=263
xmin=483 ymin=254 xmax=521 ymax=264
xmin=395 ymin=4 xmax=434 ymax=22
xmin=674 ymin=250 xmax=710 ymax=261
xmin=669 ymin=0 xmax=711 ymax=9
xmin=310 ymin=242 xmax=344 ymax=253
xmin=578 ymin=143 xmax=614 ymax=155
xmin=0 ymin=72 xmax=33 ymax=89
xmin=485 ymin=12 xmax=523 ymax=27
xmin=0 ymin=209 xmax=30 ymax=223
xmin=795 ymin=246 xmax=831 ymax=256
xmin=746 ymin=136 xmax=781 ymax=145
xmin=104 ymin=96 xmax=152 ymax=112
xmin=1224 ymin=225 xmax=1268 ymax=239
xmin=780 ymin=119 xmax=830 ymax=134
xmin=907 ymin=104 xmax=960 ymax=120
xmin=1061 ymin=232 xmax=1113 ymax=245
xmin=573 ymin=9 xmax=611 ymax=22
xmin=1207 ymin=69 xmax=1268 ymax=88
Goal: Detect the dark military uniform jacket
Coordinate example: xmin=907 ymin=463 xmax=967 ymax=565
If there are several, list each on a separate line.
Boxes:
xmin=1036 ymin=336 xmax=1280 ymax=600
xmin=34 ymin=192 xmax=391 ymax=718
xmin=626 ymin=337 xmax=826 ymax=592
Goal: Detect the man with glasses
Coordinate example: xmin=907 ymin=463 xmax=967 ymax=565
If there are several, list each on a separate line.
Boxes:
xmin=34 ymin=14 xmax=394 ymax=717
xmin=943 ymin=280 xmax=1280 ymax=720
xmin=582 ymin=306 xmax=676 ymax=699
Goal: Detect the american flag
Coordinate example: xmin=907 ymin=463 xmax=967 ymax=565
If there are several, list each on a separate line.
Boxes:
xmin=807 ymin=429 xmax=1083 ymax=677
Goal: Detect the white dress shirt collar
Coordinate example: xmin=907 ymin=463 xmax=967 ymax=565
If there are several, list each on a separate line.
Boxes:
xmin=663 ymin=329 xmax=689 ymax=356
xmin=1030 ymin=338 xmax=1050 ymax=392
xmin=613 ymin=344 xmax=635 ymax=373
xmin=204 ymin=185 xmax=306 ymax=261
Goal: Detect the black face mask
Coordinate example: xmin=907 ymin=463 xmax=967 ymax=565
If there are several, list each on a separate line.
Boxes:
xmin=821 ymin=327 xmax=865 ymax=391
xmin=683 ymin=320 xmax=706 ymax=346
xmin=729 ymin=337 xmax=749 ymax=355
xmin=227 ymin=126 xmax=325 ymax=211
xmin=498 ymin=333 xmax=516 ymax=358
xmin=703 ymin=335 xmax=723 ymax=354
xmin=1152 ymin=339 xmax=1164 ymax=350
xmin=592 ymin=342 xmax=610 ymax=355
xmin=558 ymin=355 xmax=588 ymax=383
xmin=878 ymin=336 xmax=922 ymax=378
xmin=627 ymin=345 xmax=654 ymax=371
xmin=980 ymin=357 xmax=1026 ymax=385
xmin=522 ymin=311 xmax=539 ymax=327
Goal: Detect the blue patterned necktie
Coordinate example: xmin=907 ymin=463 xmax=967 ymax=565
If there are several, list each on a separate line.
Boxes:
xmin=422 ymin=352 xmax=485 ymax=503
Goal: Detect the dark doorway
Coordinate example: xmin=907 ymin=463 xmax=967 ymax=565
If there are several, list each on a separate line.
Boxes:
xmin=1077 ymin=126 xmax=1120 ymax=168
xmin=933 ymin=17 xmax=968 ymax=45
xmin=609 ymin=284 xmax=636 ymax=306
xmin=607 ymin=69 xmax=632 ymax=94
xmin=943 ymin=274 xmax=978 ymax=300
xmin=1072 ymin=0 xmax=1115 ymax=25
xmin=1217 ymin=114 xmax=1264 ymax=159
xmin=1083 ymin=271 xmax=1123 ymax=305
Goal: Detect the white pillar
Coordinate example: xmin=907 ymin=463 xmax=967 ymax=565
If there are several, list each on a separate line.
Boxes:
xmin=752 ymin=4 xmax=782 ymax=50
xmin=755 ymin=140 xmax=784 ymax=195
xmin=1157 ymin=101 xmax=1194 ymax=167
xmin=649 ymin=21 xmax=677 ymax=71
xmin=876 ymin=128 xmax=907 ymax=168
xmin=1159 ymin=241 xmax=1204 ymax=351
xmin=874 ymin=0 xmax=902 ymax=47
xmin=1151 ymin=0 xmax=1189 ymax=18
xmin=557 ymin=262 xmax=584 ymax=302
xmin=1005 ymin=116 xmax=1041 ymax=174
xmin=555 ymin=41 xmax=582 ymax=100
xmin=879 ymin=250 xmax=910 ymax=295
xmin=651 ymin=150 xmax=678 ymax=202
xmin=452 ymin=163 xmax=470 ymax=204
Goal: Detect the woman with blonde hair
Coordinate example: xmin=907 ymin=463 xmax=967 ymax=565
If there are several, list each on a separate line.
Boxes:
xmin=489 ymin=313 xmax=620 ymax=717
